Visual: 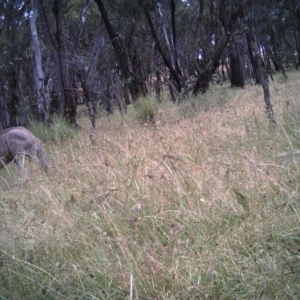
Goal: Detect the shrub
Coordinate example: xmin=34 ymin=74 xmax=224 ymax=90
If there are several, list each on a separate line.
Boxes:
xmin=134 ymin=97 xmax=158 ymax=123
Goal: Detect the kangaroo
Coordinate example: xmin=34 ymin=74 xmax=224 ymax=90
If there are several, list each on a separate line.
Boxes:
xmin=0 ymin=127 xmax=48 ymax=175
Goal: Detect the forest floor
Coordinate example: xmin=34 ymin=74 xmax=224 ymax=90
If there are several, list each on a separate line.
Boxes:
xmin=1 ymin=71 xmax=300 ymax=299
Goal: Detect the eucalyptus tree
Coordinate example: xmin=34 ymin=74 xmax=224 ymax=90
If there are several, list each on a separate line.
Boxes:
xmin=140 ymin=0 xmax=245 ymax=97
xmin=30 ymin=0 xmax=52 ymax=122
xmin=263 ymin=0 xmax=288 ymax=75
xmin=192 ymin=0 xmax=245 ymax=95
xmin=94 ymin=0 xmax=149 ymax=103
xmin=278 ymin=0 xmax=300 ymax=68
xmin=52 ymin=0 xmax=78 ymax=126
xmin=293 ymin=3 xmax=300 ymax=67
xmin=139 ymin=0 xmax=190 ymax=102
xmin=95 ymin=0 xmax=154 ymax=109
xmin=72 ymin=0 xmax=97 ymax=129
xmin=245 ymin=0 xmax=277 ymax=126
xmin=0 ymin=0 xmax=31 ymax=129
xmin=1 ymin=0 xmax=300 ymax=129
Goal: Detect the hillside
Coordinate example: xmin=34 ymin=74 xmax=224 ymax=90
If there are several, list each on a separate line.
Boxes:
xmin=1 ymin=72 xmax=300 ymax=299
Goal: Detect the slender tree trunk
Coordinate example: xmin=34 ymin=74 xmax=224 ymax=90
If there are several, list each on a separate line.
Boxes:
xmin=9 ymin=67 xmax=19 ymax=127
xmin=0 ymin=96 xmax=10 ymax=129
xmin=140 ymin=0 xmax=188 ymax=102
xmin=192 ymin=0 xmax=205 ymax=60
xmin=247 ymin=29 xmax=276 ymax=127
xmin=157 ymin=1 xmax=175 ymax=69
xmin=131 ymin=50 xmax=148 ymax=97
xmin=295 ymin=8 xmax=300 ymax=67
xmin=246 ymin=32 xmax=261 ymax=84
xmin=94 ymin=0 xmax=142 ymax=102
xmin=229 ymin=39 xmax=245 ymax=88
xmin=53 ymin=0 xmax=77 ymax=126
xmin=192 ymin=0 xmax=244 ymax=95
xmin=81 ymin=78 xmax=95 ymax=129
xmin=36 ymin=0 xmax=63 ymax=113
xmin=155 ymin=70 xmax=162 ymax=102
xmin=269 ymin=27 xmax=285 ymax=74
xmin=30 ymin=0 xmax=52 ymax=122
xmin=77 ymin=0 xmax=96 ymax=130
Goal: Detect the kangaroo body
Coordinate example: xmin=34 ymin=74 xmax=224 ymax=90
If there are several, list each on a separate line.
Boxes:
xmin=0 ymin=127 xmax=48 ymax=174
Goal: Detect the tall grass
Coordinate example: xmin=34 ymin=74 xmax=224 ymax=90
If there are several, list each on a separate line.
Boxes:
xmin=29 ymin=115 xmax=77 ymax=144
xmin=134 ymin=96 xmax=158 ymax=123
xmin=1 ymin=73 xmax=300 ymax=299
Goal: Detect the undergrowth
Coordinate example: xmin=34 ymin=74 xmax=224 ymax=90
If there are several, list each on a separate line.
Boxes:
xmin=134 ymin=97 xmax=158 ymax=123
xmin=29 ymin=115 xmax=77 ymax=144
xmin=1 ymin=72 xmax=300 ymax=299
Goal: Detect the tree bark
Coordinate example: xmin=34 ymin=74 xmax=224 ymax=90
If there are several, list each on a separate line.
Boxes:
xmin=77 ymin=0 xmax=96 ymax=130
xmin=192 ymin=0 xmax=244 ymax=95
xmin=131 ymin=50 xmax=148 ymax=97
xmin=229 ymin=39 xmax=245 ymax=88
xmin=9 ymin=67 xmax=19 ymax=127
xmin=94 ymin=0 xmax=142 ymax=102
xmin=141 ymin=5 xmax=181 ymax=98
xmin=53 ymin=0 xmax=77 ymax=126
xmin=246 ymin=31 xmax=261 ymax=84
xmin=30 ymin=0 xmax=52 ymax=122
xmin=192 ymin=0 xmax=205 ymax=60
xmin=0 ymin=96 xmax=10 ymax=129
xmin=155 ymin=70 xmax=162 ymax=102
xmin=247 ymin=30 xmax=276 ymax=127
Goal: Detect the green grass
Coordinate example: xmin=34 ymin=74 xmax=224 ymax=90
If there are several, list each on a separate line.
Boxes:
xmin=1 ymin=72 xmax=300 ymax=299
xmin=134 ymin=96 xmax=158 ymax=123
xmin=29 ymin=115 xmax=77 ymax=144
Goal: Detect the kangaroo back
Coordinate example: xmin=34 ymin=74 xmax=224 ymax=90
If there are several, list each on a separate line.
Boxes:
xmin=0 ymin=126 xmax=49 ymax=174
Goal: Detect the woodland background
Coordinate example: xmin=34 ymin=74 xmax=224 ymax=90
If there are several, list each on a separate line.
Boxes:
xmin=1 ymin=0 xmax=299 ymax=129
xmin=2 ymin=1 xmax=300 ymax=299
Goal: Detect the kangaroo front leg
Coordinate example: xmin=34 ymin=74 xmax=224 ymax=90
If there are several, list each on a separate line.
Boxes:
xmin=14 ymin=154 xmax=28 ymax=179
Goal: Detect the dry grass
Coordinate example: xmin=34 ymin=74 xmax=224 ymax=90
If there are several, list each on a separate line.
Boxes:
xmin=1 ymin=72 xmax=300 ymax=299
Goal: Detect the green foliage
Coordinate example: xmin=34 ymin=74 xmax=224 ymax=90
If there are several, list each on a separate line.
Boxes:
xmin=134 ymin=97 xmax=158 ymax=123
xmin=29 ymin=116 xmax=77 ymax=144
xmin=0 ymin=37 xmax=11 ymax=47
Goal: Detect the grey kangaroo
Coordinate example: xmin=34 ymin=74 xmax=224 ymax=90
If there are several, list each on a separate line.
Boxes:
xmin=0 ymin=126 xmax=48 ymax=175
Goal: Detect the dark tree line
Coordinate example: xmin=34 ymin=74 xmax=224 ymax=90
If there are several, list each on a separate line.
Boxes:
xmin=0 ymin=0 xmax=299 ymax=129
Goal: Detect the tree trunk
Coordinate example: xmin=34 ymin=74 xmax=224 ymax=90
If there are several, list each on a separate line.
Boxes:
xmin=77 ymin=0 xmax=96 ymax=130
xmin=229 ymin=39 xmax=245 ymax=88
xmin=193 ymin=31 xmax=232 ymax=95
xmin=30 ymin=0 xmax=52 ymax=122
xmin=269 ymin=27 xmax=284 ymax=73
xmin=246 ymin=32 xmax=261 ymax=84
xmin=131 ymin=50 xmax=148 ymax=97
xmin=53 ymin=0 xmax=77 ymax=126
xmin=295 ymin=6 xmax=300 ymax=67
xmin=81 ymin=78 xmax=96 ymax=129
xmin=94 ymin=0 xmax=142 ymax=102
xmin=192 ymin=0 xmax=244 ymax=95
xmin=9 ymin=67 xmax=19 ymax=127
xmin=247 ymin=29 xmax=276 ymax=127
xmin=140 ymin=0 xmax=187 ymax=102
xmin=0 ymin=96 xmax=10 ymax=129
xmin=155 ymin=70 xmax=162 ymax=102
xmin=36 ymin=0 xmax=63 ymax=114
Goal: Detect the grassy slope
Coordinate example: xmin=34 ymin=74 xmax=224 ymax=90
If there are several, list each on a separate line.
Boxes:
xmin=1 ymin=72 xmax=300 ymax=299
